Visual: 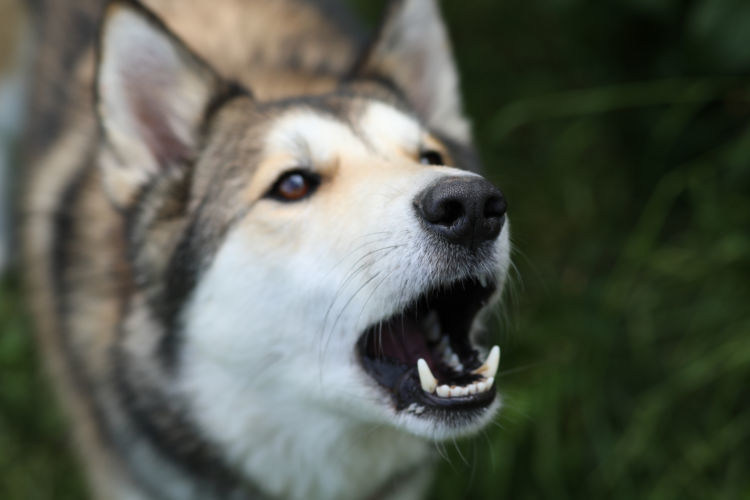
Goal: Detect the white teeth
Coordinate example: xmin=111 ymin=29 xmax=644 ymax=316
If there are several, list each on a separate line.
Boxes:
xmin=432 ymin=379 xmax=495 ymax=399
xmin=423 ymin=311 xmax=441 ymax=342
xmin=415 ymin=346 xmax=499 ymax=401
xmin=436 ymin=385 xmax=451 ymax=397
xmin=473 ymin=345 xmax=500 ymax=379
xmin=417 ymin=359 xmax=438 ymax=394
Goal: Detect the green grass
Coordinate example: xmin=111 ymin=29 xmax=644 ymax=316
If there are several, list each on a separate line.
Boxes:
xmin=3 ymin=0 xmax=750 ymax=498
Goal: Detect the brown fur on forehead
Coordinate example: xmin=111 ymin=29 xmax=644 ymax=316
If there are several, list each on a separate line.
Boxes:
xmin=143 ymin=0 xmax=363 ymax=100
xmin=191 ymin=98 xmax=275 ymax=207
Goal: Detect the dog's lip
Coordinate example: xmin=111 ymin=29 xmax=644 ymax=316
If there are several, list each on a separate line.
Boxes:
xmin=356 ymin=275 xmax=499 ymax=414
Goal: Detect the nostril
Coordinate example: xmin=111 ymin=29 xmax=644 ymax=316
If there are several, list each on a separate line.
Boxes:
xmin=419 ymin=196 xmax=465 ymax=227
xmin=483 ymin=195 xmax=507 ymax=219
xmin=439 ymin=199 xmax=464 ymax=227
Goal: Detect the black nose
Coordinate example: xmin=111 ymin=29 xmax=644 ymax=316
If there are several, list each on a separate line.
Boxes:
xmin=415 ymin=176 xmax=507 ymax=249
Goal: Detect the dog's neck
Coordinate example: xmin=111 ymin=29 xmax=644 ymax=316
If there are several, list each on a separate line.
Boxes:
xmin=176 ymin=353 xmax=436 ymax=500
xmin=229 ymin=405 xmax=434 ymax=499
xmin=115 ymin=358 xmax=435 ymax=500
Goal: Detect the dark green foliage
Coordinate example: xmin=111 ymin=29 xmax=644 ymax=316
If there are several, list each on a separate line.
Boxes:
xmin=0 ymin=275 xmax=87 ymax=498
xmin=420 ymin=0 xmax=750 ymax=498
xmin=2 ymin=0 xmax=749 ymax=498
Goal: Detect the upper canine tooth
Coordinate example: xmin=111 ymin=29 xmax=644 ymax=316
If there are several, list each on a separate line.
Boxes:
xmin=473 ymin=345 xmax=500 ymax=379
xmin=417 ymin=359 xmax=438 ymax=393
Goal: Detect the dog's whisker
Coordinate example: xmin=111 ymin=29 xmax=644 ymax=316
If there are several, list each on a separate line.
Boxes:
xmin=319 ymin=231 xmax=393 ymax=280
xmin=452 ymin=436 xmax=469 ymax=467
xmin=351 ymin=263 xmax=401 ymax=348
xmin=316 ymin=245 xmax=402 ymax=382
xmin=320 ymin=244 xmax=402 ymax=336
xmin=316 ymin=243 xmax=400 ymax=380
xmin=318 ymin=270 xmax=383 ymax=376
xmin=433 ymin=440 xmax=453 ymax=467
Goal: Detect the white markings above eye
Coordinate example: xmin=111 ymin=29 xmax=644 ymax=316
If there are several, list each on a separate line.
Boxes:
xmin=360 ymin=101 xmax=422 ymax=159
xmin=265 ymin=112 xmax=363 ymax=167
xmin=265 ymin=103 xmax=424 ymax=169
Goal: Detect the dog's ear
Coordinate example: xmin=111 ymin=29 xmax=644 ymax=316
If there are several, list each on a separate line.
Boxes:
xmin=355 ymin=0 xmax=471 ymax=143
xmin=96 ymin=1 xmax=227 ymax=202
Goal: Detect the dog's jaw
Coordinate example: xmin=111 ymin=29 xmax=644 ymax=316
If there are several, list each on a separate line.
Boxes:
xmin=177 ymin=217 xmax=510 ymax=499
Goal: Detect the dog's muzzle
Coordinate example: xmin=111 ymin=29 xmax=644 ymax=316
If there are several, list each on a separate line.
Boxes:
xmin=356 ymin=174 xmax=508 ymax=421
xmin=415 ymin=176 xmax=507 ymax=251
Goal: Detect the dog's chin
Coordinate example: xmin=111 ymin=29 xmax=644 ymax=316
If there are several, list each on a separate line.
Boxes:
xmin=356 ymin=273 xmax=503 ymax=439
xmin=395 ymin=397 xmax=502 ymax=441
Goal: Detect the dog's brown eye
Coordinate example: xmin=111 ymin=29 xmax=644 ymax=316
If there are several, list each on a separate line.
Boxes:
xmin=419 ymin=150 xmax=444 ymax=166
xmin=269 ymin=170 xmax=320 ymax=202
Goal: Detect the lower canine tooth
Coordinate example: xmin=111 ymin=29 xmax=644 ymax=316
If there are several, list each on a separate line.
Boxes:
xmin=417 ymin=359 xmax=438 ymax=393
xmin=473 ymin=345 xmax=500 ymax=379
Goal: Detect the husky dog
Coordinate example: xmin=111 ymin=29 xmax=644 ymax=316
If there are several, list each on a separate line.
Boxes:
xmin=22 ymin=0 xmax=511 ymax=498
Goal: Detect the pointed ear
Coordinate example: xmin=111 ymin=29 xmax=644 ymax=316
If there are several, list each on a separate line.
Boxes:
xmin=96 ymin=1 xmax=224 ymax=189
xmin=355 ymin=0 xmax=471 ymax=143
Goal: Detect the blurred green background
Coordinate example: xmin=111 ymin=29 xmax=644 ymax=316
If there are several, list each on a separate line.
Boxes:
xmin=2 ymin=0 xmax=750 ymax=498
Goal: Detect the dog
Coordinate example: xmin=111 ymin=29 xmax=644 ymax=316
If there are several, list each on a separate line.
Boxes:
xmin=22 ymin=0 xmax=512 ymax=498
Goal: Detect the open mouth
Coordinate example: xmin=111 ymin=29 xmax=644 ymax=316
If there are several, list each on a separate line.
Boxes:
xmin=357 ymin=276 xmax=500 ymax=416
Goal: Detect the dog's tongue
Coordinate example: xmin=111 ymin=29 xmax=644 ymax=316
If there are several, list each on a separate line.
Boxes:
xmin=372 ymin=316 xmax=435 ymax=367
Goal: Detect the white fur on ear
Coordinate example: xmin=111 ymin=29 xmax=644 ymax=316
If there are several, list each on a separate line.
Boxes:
xmin=97 ymin=2 xmax=220 ymax=179
xmin=359 ymin=0 xmax=471 ymax=143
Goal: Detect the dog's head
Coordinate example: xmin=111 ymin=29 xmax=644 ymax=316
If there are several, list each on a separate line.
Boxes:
xmin=98 ymin=0 xmax=510 ymax=468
